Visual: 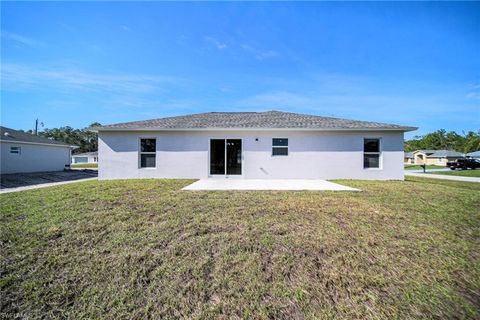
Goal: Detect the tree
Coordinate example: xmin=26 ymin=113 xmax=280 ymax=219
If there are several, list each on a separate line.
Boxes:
xmin=405 ymin=130 xmax=480 ymax=153
xmin=39 ymin=123 xmax=100 ymax=154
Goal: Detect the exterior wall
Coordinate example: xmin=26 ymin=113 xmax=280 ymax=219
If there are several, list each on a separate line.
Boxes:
xmin=404 ymin=158 xmax=414 ymax=164
xmin=414 ymin=152 xmax=426 ymax=165
xmin=425 ymin=157 xmax=458 ymax=166
xmin=99 ymin=130 xmax=405 ymax=180
xmin=1 ymin=142 xmax=71 ymax=174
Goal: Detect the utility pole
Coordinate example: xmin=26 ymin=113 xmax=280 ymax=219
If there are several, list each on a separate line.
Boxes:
xmin=34 ymin=119 xmax=44 ymax=135
xmin=34 ymin=119 xmax=38 ymax=135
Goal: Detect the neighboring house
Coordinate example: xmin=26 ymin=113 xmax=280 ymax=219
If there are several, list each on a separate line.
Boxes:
xmin=93 ymin=111 xmax=416 ymax=180
xmin=72 ymin=151 xmax=98 ymax=164
xmin=0 ymin=126 xmax=76 ymax=174
xmin=466 ymin=151 xmax=480 ymax=159
xmin=412 ymin=149 xmax=464 ymax=166
xmin=404 ymin=152 xmax=414 ymax=164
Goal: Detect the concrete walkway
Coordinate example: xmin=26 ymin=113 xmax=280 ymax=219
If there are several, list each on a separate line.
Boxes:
xmin=183 ymin=179 xmax=359 ymax=191
xmin=405 ymin=171 xmax=480 ymax=183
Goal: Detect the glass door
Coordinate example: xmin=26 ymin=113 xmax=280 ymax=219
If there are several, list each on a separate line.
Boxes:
xmin=226 ymin=139 xmax=242 ymax=175
xmin=210 ymin=139 xmax=242 ymax=176
xmin=210 ymin=139 xmax=225 ymax=175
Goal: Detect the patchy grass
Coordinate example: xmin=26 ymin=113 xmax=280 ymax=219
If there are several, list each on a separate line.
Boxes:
xmin=404 ymin=164 xmax=444 ymax=170
xmin=426 ymin=169 xmax=480 ymax=177
xmin=71 ymin=163 xmax=98 ymax=169
xmin=1 ymin=177 xmax=479 ymax=319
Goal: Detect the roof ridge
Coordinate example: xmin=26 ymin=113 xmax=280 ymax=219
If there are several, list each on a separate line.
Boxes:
xmin=93 ymin=111 xmax=417 ymax=132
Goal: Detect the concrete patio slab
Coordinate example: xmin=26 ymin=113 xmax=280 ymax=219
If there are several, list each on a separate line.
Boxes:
xmin=182 ymin=179 xmax=360 ymax=191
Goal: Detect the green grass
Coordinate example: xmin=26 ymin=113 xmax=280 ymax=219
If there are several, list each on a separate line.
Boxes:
xmin=1 ymin=177 xmax=479 ymax=319
xmin=404 ymin=164 xmax=444 ymax=170
xmin=426 ymin=169 xmax=480 ymax=177
xmin=71 ymin=163 xmax=98 ymax=169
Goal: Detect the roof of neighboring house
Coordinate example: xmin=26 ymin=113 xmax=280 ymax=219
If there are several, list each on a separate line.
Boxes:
xmin=72 ymin=151 xmax=98 ymax=157
xmin=466 ymin=151 xmax=480 ymax=157
xmin=93 ymin=111 xmax=417 ymax=131
xmin=404 ymin=152 xmax=414 ymax=158
xmin=0 ymin=126 xmax=74 ymax=147
xmin=413 ymin=150 xmax=439 ymax=155
xmin=425 ymin=150 xmax=464 ymax=158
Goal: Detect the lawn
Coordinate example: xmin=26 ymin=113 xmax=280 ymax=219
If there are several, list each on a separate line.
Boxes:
xmin=404 ymin=164 xmax=444 ymax=170
xmin=426 ymin=169 xmax=480 ymax=177
xmin=1 ymin=177 xmax=479 ymax=319
xmin=71 ymin=163 xmax=98 ymax=169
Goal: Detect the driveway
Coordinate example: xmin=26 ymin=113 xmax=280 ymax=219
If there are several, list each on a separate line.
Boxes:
xmin=183 ymin=179 xmax=359 ymax=191
xmin=405 ymin=171 xmax=480 ymax=183
xmin=405 ymin=168 xmax=451 ymax=173
xmin=1 ymin=170 xmax=98 ymax=193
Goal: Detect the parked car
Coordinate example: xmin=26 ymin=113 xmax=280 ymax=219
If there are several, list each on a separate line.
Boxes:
xmin=446 ymin=158 xmax=480 ymax=170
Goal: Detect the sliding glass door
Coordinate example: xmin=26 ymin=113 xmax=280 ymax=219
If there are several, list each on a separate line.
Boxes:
xmin=210 ymin=139 xmax=242 ymax=176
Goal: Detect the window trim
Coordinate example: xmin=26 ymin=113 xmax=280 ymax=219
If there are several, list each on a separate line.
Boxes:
xmin=272 ymin=138 xmax=288 ymax=157
xmin=9 ymin=146 xmax=21 ymax=155
xmin=138 ymin=137 xmax=157 ymax=169
xmin=363 ymin=137 xmax=382 ymax=170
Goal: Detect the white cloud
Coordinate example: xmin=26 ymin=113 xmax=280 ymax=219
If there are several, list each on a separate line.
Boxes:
xmin=1 ymin=30 xmax=45 ymax=47
xmin=1 ymin=63 xmax=183 ymax=94
xmin=255 ymin=50 xmax=278 ymax=60
xmin=241 ymin=44 xmax=279 ymax=60
xmin=204 ymin=36 xmax=227 ymax=50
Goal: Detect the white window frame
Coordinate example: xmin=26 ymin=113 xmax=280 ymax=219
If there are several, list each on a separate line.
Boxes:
xmin=272 ymin=138 xmax=288 ymax=156
xmin=139 ymin=137 xmax=157 ymax=169
xmin=10 ymin=146 xmax=21 ymax=155
xmin=363 ymin=138 xmax=382 ymax=170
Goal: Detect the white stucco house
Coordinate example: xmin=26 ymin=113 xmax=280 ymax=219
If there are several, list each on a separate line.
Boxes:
xmin=1 ymin=126 xmax=76 ymax=174
xmin=93 ymin=111 xmax=417 ymax=180
xmin=72 ymin=151 xmax=98 ymax=164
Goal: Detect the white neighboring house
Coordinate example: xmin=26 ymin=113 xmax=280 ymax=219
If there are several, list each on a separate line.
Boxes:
xmin=72 ymin=151 xmax=98 ymax=164
xmin=411 ymin=149 xmax=464 ymax=166
xmin=93 ymin=111 xmax=417 ymax=181
xmin=1 ymin=126 xmax=76 ymax=174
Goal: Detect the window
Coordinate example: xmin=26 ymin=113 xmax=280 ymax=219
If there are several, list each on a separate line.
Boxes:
xmin=74 ymin=157 xmax=88 ymax=163
xmin=364 ymin=138 xmax=380 ymax=169
xmin=140 ymin=138 xmax=156 ymax=168
xmin=10 ymin=146 xmax=21 ymax=155
xmin=272 ymin=138 xmax=288 ymax=156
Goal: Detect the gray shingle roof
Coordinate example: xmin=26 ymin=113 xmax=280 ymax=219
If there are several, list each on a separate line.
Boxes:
xmin=0 ymin=126 xmax=72 ymax=147
xmin=95 ymin=111 xmax=417 ymax=131
xmin=404 ymin=152 xmax=414 ymax=158
xmin=414 ymin=150 xmax=438 ymax=154
xmin=425 ymin=150 xmax=464 ymax=158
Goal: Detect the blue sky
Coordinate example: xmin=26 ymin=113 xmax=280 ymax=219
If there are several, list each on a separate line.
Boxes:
xmin=1 ymin=2 xmax=479 ymax=138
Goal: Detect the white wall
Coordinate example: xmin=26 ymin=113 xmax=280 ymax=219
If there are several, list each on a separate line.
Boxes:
xmin=1 ymin=142 xmax=71 ymax=174
xmin=98 ymin=130 xmax=405 ymax=180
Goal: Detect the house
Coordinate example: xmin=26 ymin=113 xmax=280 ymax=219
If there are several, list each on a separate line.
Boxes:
xmin=466 ymin=151 xmax=480 ymax=159
xmin=93 ymin=111 xmax=417 ymax=180
xmin=72 ymin=151 xmax=98 ymax=164
xmin=412 ymin=149 xmax=464 ymax=166
xmin=0 ymin=126 xmax=76 ymax=174
xmin=404 ymin=152 xmax=414 ymax=164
